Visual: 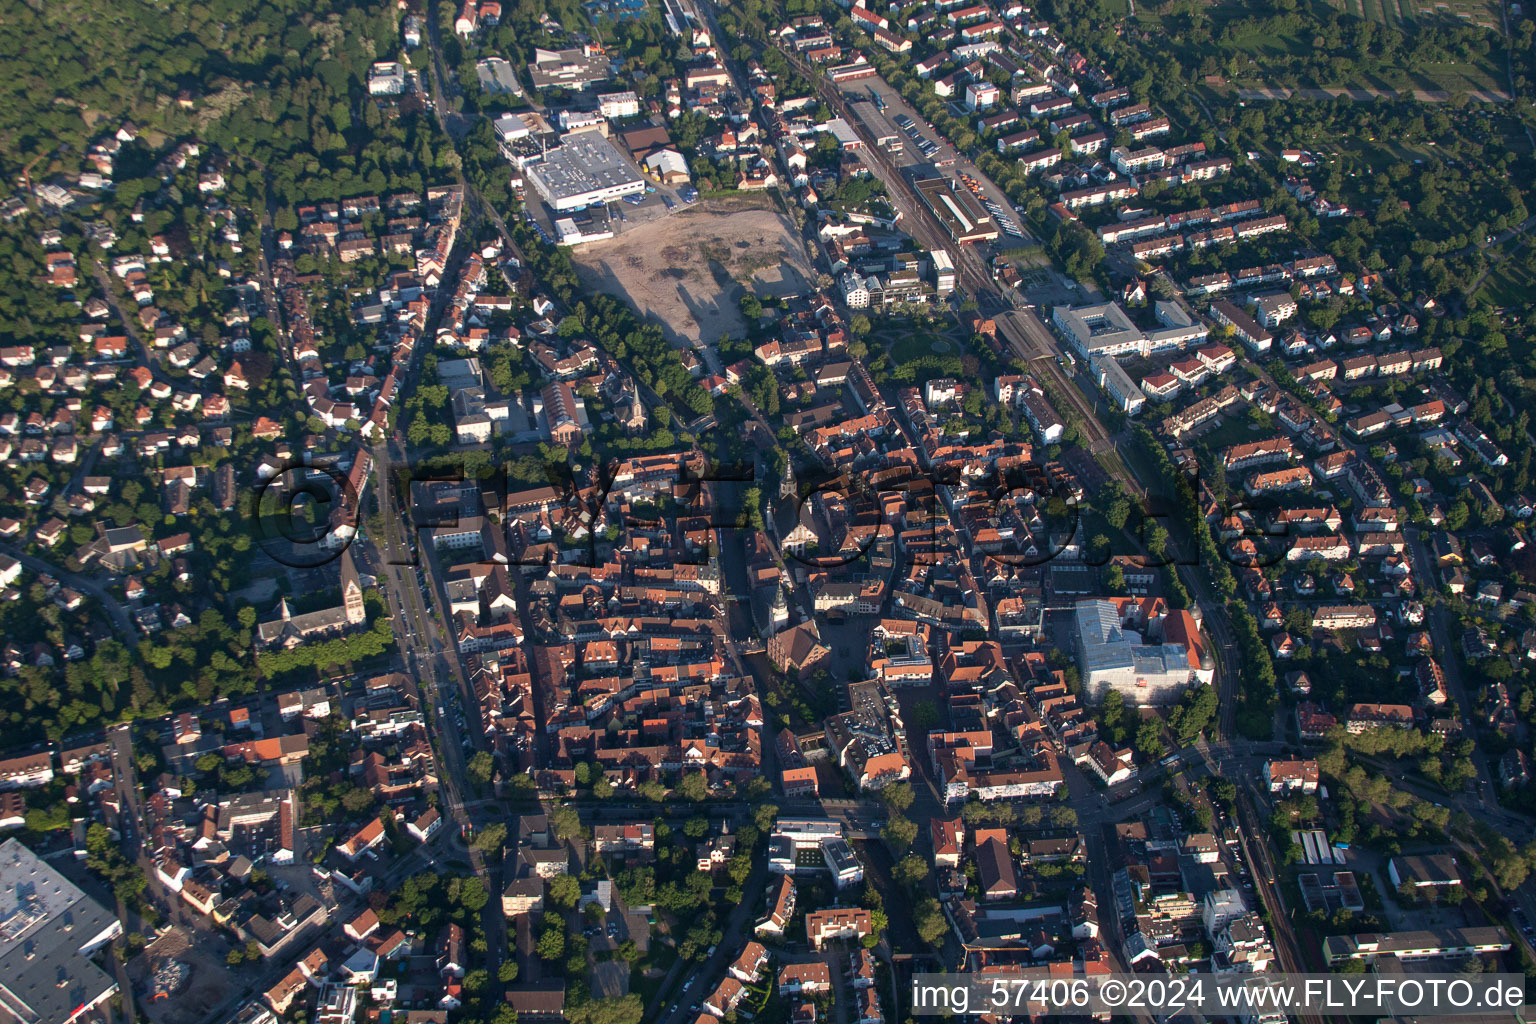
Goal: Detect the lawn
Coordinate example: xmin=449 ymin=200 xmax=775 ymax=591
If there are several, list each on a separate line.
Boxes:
xmin=633 ymin=943 xmax=679 ymax=1008
xmin=1410 ymin=60 xmax=1507 ymax=95
xmin=1318 ymin=135 xmax=1445 ymax=177
xmin=1220 ymin=18 xmax=1315 ymax=57
xmin=1475 ymin=248 xmax=1536 ymax=310
xmin=1192 ymin=413 xmax=1271 ymax=460
xmin=884 ymin=328 xmax=957 ymax=364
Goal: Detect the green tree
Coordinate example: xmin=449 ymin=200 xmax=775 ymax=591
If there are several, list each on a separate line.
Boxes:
xmin=536 ymin=922 xmax=566 ymax=960
xmin=472 ymin=822 xmax=507 ymax=855
xmin=893 ymin=852 xmax=929 ymax=887
xmin=676 ymin=771 xmax=709 ymax=801
xmin=550 ymin=805 xmax=585 ymax=842
xmin=914 ymin=896 xmax=948 ymax=946
xmin=882 ymin=814 xmax=918 ymax=852
xmin=881 ymin=781 xmax=915 ymax=813
xmin=1135 ymin=719 xmax=1166 ymax=759
xmin=549 ymin=874 xmax=581 ymax=910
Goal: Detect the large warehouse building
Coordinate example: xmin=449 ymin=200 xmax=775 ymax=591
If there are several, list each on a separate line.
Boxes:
xmin=1074 ymin=598 xmax=1213 ymax=706
xmin=0 ymin=839 xmax=123 ymax=1024
xmin=526 ymin=131 xmax=646 ymax=212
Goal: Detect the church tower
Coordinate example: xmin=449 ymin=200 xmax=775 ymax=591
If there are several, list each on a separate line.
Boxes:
xmin=340 ymin=548 xmax=366 ymax=625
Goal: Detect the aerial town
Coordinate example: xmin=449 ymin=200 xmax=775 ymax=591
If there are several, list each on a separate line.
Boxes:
xmin=0 ymin=0 xmax=1535 ymax=1021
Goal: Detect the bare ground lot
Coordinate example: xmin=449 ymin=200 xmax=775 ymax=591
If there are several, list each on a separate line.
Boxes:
xmin=572 ymin=196 xmax=814 ymax=347
xmin=131 ymin=926 xmax=235 ymax=1024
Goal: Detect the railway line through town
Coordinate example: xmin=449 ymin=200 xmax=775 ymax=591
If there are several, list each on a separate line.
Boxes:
xmin=775 ymin=39 xmax=1293 ymax=990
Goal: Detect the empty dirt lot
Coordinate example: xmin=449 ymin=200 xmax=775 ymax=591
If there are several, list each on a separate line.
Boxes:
xmin=131 ymin=926 xmax=235 ymax=1024
xmin=573 ymin=196 xmax=814 ymax=347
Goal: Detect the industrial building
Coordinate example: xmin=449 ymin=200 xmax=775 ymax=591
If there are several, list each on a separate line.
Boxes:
xmin=0 ymin=839 xmax=123 ymax=1024
xmin=1323 ymin=927 xmax=1510 ymax=964
xmin=526 ymin=45 xmax=612 ymax=90
xmin=1388 ymin=854 xmax=1462 ymax=891
xmin=525 ymin=132 xmax=646 ymax=212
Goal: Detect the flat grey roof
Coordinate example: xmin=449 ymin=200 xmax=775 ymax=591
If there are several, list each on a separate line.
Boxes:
xmin=527 ymin=133 xmax=644 ymax=204
xmin=527 ymin=47 xmax=612 ymax=89
xmin=0 ymin=839 xmax=120 ymax=1024
xmin=477 ymin=58 xmax=524 ymax=95
xmin=914 ymin=177 xmax=997 ymax=242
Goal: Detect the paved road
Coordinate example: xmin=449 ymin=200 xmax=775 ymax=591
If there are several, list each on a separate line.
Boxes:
xmin=654 ymin=858 xmax=773 ymax=1024
xmin=107 ymin=724 xmax=143 ymax=1024
xmin=1401 ymin=527 xmax=1503 ymax=807
xmin=0 ymin=541 xmax=137 ymax=639
xmin=86 ymin=262 xmax=177 ymax=389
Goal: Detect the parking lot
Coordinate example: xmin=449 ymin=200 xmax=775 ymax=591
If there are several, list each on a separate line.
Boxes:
xmin=840 ymin=77 xmax=959 ymax=172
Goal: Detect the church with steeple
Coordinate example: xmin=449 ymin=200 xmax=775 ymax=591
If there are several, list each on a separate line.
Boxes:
xmin=257 ymin=548 xmax=368 ymax=649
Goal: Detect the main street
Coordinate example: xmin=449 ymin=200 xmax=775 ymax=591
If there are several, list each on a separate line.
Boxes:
xmin=369 ymin=431 xmax=510 ymax=978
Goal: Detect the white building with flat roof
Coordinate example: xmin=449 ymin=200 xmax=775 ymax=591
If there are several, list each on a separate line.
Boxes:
xmin=768 ymin=819 xmax=863 ymax=888
xmin=965 ymin=81 xmax=1001 ymax=110
xmin=1054 ymin=300 xmax=1207 ymax=359
xmin=493 ymin=112 xmax=536 ymax=143
xmin=1147 ymin=300 xmax=1209 ymax=349
xmin=368 ymin=61 xmax=407 ymax=96
xmin=931 ymin=250 xmax=956 ymax=294
xmin=1203 ymin=888 xmax=1247 ymax=934
xmin=598 ymin=91 xmax=641 ymax=119
xmin=554 ymin=218 xmax=615 ymax=245
xmin=526 ymin=132 xmax=646 ymax=212
xmin=1053 ymin=302 xmax=1144 ymax=358
xmin=841 ymin=273 xmax=872 ymax=309
xmin=1074 ymin=599 xmax=1199 ymax=705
